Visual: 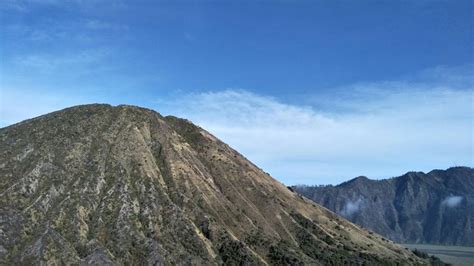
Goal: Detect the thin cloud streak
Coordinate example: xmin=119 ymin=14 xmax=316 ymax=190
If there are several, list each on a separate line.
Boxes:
xmin=83 ymin=19 xmax=129 ymax=31
xmin=1 ymin=0 xmax=126 ymax=12
xmin=13 ymin=49 xmax=111 ymax=72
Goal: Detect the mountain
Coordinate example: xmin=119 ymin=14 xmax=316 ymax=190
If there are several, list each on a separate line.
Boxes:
xmin=293 ymin=167 xmax=474 ymax=246
xmin=0 ymin=104 xmax=431 ymax=265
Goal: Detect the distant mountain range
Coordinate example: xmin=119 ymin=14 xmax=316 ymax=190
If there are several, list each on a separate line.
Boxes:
xmin=293 ymin=167 xmax=474 ymax=246
xmin=0 ymin=104 xmax=426 ymax=264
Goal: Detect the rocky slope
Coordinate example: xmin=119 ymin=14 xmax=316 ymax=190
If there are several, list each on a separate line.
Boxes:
xmin=0 ymin=104 xmax=427 ymax=264
xmin=293 ymin=167 xmax=474 ymax=246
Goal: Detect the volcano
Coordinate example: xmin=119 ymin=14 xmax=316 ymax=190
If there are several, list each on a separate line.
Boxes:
xmin=0 ymin=104 xmax=426 ymax=264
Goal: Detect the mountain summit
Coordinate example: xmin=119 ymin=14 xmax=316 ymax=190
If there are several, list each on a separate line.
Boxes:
xmin=0 ymin=104 xmax=425 ymax=264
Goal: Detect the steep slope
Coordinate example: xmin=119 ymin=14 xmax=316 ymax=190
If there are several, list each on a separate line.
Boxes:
xmin=0 ymin=104 xmax=425 ymax=264
xmin=293 ymin=167 xmax=474 ymax=246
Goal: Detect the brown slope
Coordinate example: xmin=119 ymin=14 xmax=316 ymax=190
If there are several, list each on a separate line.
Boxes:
xmin=0 ymin=104 xmax=426 ymax=265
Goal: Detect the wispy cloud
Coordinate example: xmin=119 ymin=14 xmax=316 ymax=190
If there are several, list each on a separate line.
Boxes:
xmin=304 ymin=65 xmax=473 ymax=115
xmin=1 ymin=0 xmax=125 ymax=12
xmin=441 ymin=195 xmax=463 ymax=208
xmin=83 ymin=19 xmax=128 ymax=31
xmin=340 ymin=198 xmax=364 ymax=218
xmin=0 ymin=0 xmax=27 ymax=12
xmin=159 ymin=67 xmax=473 ymax=184
xmin=14 ymin=49 xmax=111 ymax=72
xmin=2 ymin=17 xmax=127 ymax=44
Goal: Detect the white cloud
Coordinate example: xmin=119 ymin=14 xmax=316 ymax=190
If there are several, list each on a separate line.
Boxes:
xmin=441 ymin=195 xmax=463 ymax=208
xmin=340 ymin=198 xmax=364 ymax=218
xmin=159 ymin=72 xmax=473 ymax=184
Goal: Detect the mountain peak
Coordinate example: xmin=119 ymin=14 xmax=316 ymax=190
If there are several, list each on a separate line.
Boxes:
xmin=338 ymin=175 xmax=371 ymax=187
xmin=353 ymin=176 xmax=370 ymax=182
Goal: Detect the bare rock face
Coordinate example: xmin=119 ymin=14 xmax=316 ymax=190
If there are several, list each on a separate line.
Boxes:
xmin=0 ymin=104 xmax=426 ymax=265
xmin=293 ymin=167 xmax=474 ymax=246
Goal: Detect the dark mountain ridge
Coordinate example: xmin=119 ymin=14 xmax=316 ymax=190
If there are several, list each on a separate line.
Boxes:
xmin=293 ymin=167 xmax=474 ymax=246
xmin=0 ymin=104 xmax=426 ymax=265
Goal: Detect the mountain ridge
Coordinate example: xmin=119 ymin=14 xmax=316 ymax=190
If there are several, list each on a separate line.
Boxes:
xmin=293 ymin=167 xmax=474 ymax=246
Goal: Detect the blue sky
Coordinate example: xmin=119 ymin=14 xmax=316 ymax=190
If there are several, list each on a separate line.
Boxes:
xmin=1 ymin=0 xmax=473 ymax=185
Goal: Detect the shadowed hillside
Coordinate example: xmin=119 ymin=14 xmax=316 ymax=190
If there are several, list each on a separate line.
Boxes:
xmin=294 ymin=167 xmax=474 ymax=246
